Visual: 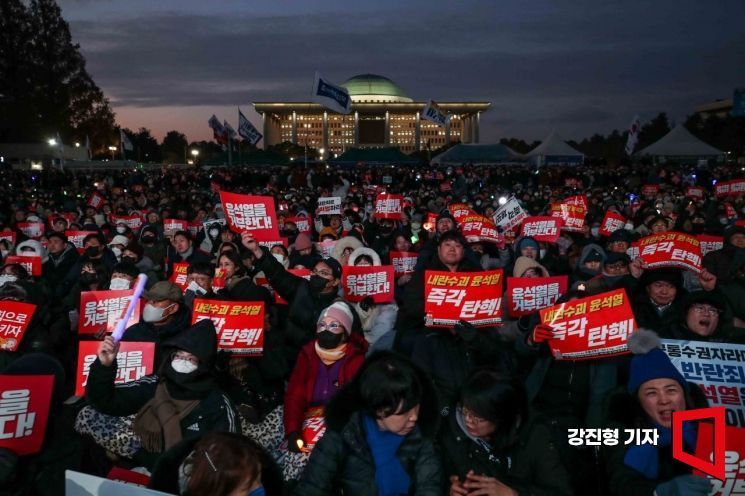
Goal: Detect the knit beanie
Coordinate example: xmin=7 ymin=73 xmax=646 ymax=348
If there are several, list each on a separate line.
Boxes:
xmin=294 ymin=233 xmax=312 ymax=251
xmin=318 ymin=301 xmax=354 ymax=334
xmin=627 ymin=329 xmax=687 ymax=393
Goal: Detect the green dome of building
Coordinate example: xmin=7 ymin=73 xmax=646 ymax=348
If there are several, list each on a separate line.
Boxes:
xmin=341 ymin=74 xmax=413 ymax=103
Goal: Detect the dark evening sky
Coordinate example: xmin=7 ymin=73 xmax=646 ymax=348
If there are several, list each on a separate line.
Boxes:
xmin=59 ymin=0 xmax=745 ymax=144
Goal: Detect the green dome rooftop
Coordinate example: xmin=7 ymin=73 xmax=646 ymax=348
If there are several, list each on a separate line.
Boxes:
xmin=341 ymin=74 xmax=413 ymax=103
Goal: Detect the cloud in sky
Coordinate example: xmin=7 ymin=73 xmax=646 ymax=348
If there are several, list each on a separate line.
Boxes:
xmin=59 ymin=0 xmax=745 ymax=142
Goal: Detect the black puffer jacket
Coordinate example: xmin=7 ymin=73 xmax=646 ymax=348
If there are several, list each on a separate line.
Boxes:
xmin=438 ymin=409 xmax=573 ymax=496
xmin=294 ymin=357 xmax=443 ymax=496
xmin=86 ymin=319 xmax=239 ymax=457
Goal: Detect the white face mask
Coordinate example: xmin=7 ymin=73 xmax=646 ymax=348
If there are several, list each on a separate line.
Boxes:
xmin=539 ymin=249 xmax=547 ymax=259
xmin=272 ymin=253 xmax=286 ymax=264
xmin=142 ymin=303 xmax=174 ymax=323
xmin=116 ymin=226 xmax=127 ymax=234
xmin=590 ymin=227 xmax=600 ymax=238
xmin=0 ymin=274 xmax=18 ymax=286
xmin=624 ymin=223 xmax=634 ymax=231
xmin=411 ymin=222 xmax=422 ymax=231
xmin=209 ymin=229 xmax=219 ymax=238
xmin=1 ymin=250 xmax=8 ymax=258
xmin=111 ymin=247 xmax=122 ymax=258
xmin=171 ymin=358 xmax=198 ymax=374
xmin=109 ymin=277 xmax=130 ymax=290
xmin=186 ymin=280 xmax=206 ymax=295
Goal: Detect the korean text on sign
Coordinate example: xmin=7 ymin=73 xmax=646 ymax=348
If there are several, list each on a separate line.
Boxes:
xmin=493 ymin=197 xmax=527 ymax=231
xmin=219 ymin=191 xmax=279 ymax=237
xmin=661 ymin=339 xmax=745 ymax=428
xmin=540 ymin=288 xmax=637 ymax=360
xmin=75 ymin=341 xmax=155 ymax=396
xmin=506 ymin=276 xmax=567 ymax=318
xmin=0 ymin=374 xmax=54 ymax=455
xmin=636 ymin=231 xmax=703 ymax=273
xmin=78 ymin=290 xmax=141 ymax=335
xmin=694 ymin=422 xmax=745 ymax=495
xmin=0 ymin=301 xmax=36 ymax=352
xmin=520 ymin=216 xmax=563 ymax=243
xmin=317 ymin=197 xmax=342 ymax=216
xmin=374 ymin=194 xmax=404 ymax=220
xmin=424 ymin=270 xmax=503 ymax=328
xmin=192 ymin=299 xmax=265 ymax=355
xmin=342 ymin=266 xmax=394 ymax=304
xmin=390 ymin=251 xmax=418 ymax=277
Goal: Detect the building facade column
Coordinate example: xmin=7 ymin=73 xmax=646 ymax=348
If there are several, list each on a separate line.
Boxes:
xmin=462 ymin=115 xmax=470 ymax=143
xmin=262 ymin=112 xmax=268 ymax=150
xmin=322 ymin=111 xmax=329 ymax=158
xmin=445 ymin=120 xmax=451 ymax=145
xmin=291 ymin=111 xmax=297 ymax=145
xmin=354 ymin=111 xmax=359 ymax=146
xmin=384 ymin=111 xmax=390 ymax=146
xmin=474 ymin=112 xmax=480 ymax=144
xmin=415 ymin=113 xmax=421 ymax=151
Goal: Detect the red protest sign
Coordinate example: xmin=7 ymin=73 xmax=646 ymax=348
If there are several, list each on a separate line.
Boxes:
xmin=0 ymin=231 xmax=16 ymax=247
xmin=187 ymin=222 xmax=201 ymax=237
xmin=374 ymin=194 xmax=404 ymax=220
xmin=107 ymin=467 xmax=151 ymax=487
xmin=540 ymin=288 xmax=637 ymax=360
xmin=725 ymin=202 xmax=737 ymax=219
xmin=728 ymin=179 xmax=745 ymax=197
xmin=75 ymin=341 xmax=155 ymax=396
xmin=163 ymin=218 xmax=188 ymax=235
xmin=109 ymin=215 xmax=143 ymax=232
xmin=0 ymin=375 xmax=54 ymax=455
xmin=78 ymin=290 xmax=141 ymax=335
xmin=0 ymin=301 xmax=36 ymax=352
xmin=686 ymin=186 xmax=705 ymax=200
xmin=521 ymin=216 xmax=563 ymax=243
xmin=599 ymin=211 xmax=626 ymax=237
xmin=252 ymin=232 xmax=289 ymax=250
xmin=169 ymin=262 xmax=189 ymax=291
xmin=460 ymin=214 xmax=503 ymax=244
xmin=694 ymin=422 xmax=745 ymax=494
xmin=550 ymin=203 xmax=586 ymax=232
xmin=87 ymin=192 xmax=105 ymax=209
xmin=642 ymin=184 xmax=660 ymax=197
xmin=565 ymin=195 xmax=589 ymax=210
xmin=715 ymin=182 xmax=731 ymax=198
xmin=219 ymin=191 xmax=279 ymax=237
xmin=191 ymin=299 xmax=265 ymax=355
xmin=636 ymin=231 xmax=703 ymax=273
xmin=286 ymin=216 xmax=312 ymax=234
xmin=390 ymin=251 xmax=418 ymax=278
xmin=302 ymin=406 xmax=326 ymax=451
xmin=698 ymin=235 xmax=724 ymax=256
xmin=4 ymin=255 xmax=42 ymax=276
xmin=448 ymin=203 xmax=474 ymax=222
xmin=424 ymin=270 xmax=503 ymax=327
xmin=16 ymin=222 xmax=44 ymax=239
xmin=317 ymin=197 xmax=342 ymax=216
xmin=211 ymin=268 xmax=227 ymax=293
xmin=256 ymin=269 xmax=311 ymax=305
xmin=65 ymin=230 xmax=96 ymax=254
xmin=506 ymin=276 xmax=567 ymax=318
xmin=342 ymin=265 xmax=394 ymax=303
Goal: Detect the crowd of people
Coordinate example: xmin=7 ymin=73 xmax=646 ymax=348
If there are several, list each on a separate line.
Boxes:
xmin=0 ymin=160 xmax=743 ymax=495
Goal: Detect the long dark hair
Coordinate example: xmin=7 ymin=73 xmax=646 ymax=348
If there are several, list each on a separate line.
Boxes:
xmin=184 ymin=432 xmax=262 ymax=496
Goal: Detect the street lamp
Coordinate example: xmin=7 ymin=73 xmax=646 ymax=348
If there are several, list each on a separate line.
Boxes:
xmin=47 ymin=138 xmax=57 ymax=146
xmin=190 ymin=149 xmax=199 ymax=165
xmin=75 ymin=142 xmax=81 ymax=148
xmin=108 ymin=145 xmax=117 ymax=160
xmin=319 ymin=147 xmax=325 ymax=159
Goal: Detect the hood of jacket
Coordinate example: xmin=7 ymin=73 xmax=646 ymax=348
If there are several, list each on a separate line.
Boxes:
xmin=512 ymin=256 xmax=549 ymax=278
xmin=161 ymin=318 xmax=217 ymax=370
xmin=331 ymin=236 xmax=364 ymax=264
xmin=348 ymin=246 xmax=381 ymax=267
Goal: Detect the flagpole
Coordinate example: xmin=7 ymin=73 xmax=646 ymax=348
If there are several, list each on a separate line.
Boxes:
xmin=228 ymin=135 xmax=233 ymax=167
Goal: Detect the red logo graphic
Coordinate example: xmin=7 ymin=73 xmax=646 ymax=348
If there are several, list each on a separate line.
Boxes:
xmin=672 ymin=407 xmax=726 ymax=480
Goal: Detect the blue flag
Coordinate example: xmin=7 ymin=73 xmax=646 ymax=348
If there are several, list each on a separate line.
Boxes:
xmin=312 ymin=72 xmax=352 ymax=114
xmin=238 ymin=109 xmax=263 ymax=146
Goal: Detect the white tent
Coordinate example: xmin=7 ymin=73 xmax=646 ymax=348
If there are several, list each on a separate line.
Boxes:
xmin=526 ymin=131 xmax=584 ymax=165
xmin=635 ymin=124 xmax=724 ymax=158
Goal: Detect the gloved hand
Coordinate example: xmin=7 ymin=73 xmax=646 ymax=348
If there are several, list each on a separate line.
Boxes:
xmin=454 ymin=320 xmax=478 ymax=342
xmin=287 ymin=431 xmax=306 ymax=453
xmin=654 ymin=475 xmax=712 ymax=496
xmin=359 ymin=296 xmax=376 ymax=312
xmin=530 ymin=324 xmax=555 ymax=345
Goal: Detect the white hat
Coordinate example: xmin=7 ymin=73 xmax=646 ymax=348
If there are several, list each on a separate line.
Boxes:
xmin=108 ymin=235 xmax=129 ymax=247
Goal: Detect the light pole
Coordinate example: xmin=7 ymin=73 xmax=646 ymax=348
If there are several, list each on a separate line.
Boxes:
xmin=108 ymin=146 xmax=117 ymax=161
xmin=191 ymin=149 xmax=199 ymax=166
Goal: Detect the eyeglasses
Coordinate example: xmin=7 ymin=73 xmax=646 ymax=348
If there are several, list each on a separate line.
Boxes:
xmin=461 ymin=406 xmax=487 ymax=425
xmin=690 ymin=304 xmax=721 ymax=315
xmin=317 ymin=322 xmax=344 ymax=332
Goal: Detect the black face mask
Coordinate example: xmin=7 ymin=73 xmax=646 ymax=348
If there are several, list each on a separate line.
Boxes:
xmin=121 ymin=256 xmax=138 ymax=264
xmin=79 ymin=273 xmax=98 ymax=286
xmin=691 ymin=224 xmax=705 ymax=234
xmin=141 ymin=235 xmax=155 ymax=245
xmin=309 ymin=275 xmax=330 ymax=293
xmin=317 ymin=330 xmax=344 ymax=349
xmin=85 ymin=246 xmax=101 ymax=258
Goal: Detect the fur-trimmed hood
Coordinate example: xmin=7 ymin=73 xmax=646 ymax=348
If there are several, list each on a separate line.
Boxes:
xmin=331 ymin=236 xmax=364 ymax=264
xmin=323 ymin=351 xmax=440 ymax=439
xmin=348 ymin=246 xmax=381 ymax=267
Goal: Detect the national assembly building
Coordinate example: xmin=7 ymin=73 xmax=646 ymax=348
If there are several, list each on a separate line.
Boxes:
xmin=253 ymin=74 xmax=490 ymax=157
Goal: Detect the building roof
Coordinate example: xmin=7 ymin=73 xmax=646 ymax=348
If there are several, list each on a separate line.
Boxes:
xmin=431 ymin=144 xmax=523 ymax=165
xmin=329 ymin=147 xmax=419 ymax=166
xmin=340 ymin=74 xmax=413 ymax=103
xmin=635 ymin=124 xmax=724 ymax=157
xmin=526 ymin=131 xmax=584 ymax=158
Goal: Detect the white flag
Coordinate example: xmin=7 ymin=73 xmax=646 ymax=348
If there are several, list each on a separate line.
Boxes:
xmin=120 ymin=129 xmax=133 ymax=151
xmin=312 ymin=72 xmax=352 ymax=114
xmin=625 ymin=115 xmax=641 ymax=155
xmin=421 ymin=100 xmax=449 ymax=127
xmin=238 ymin=109 xmax=263 ymax=146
